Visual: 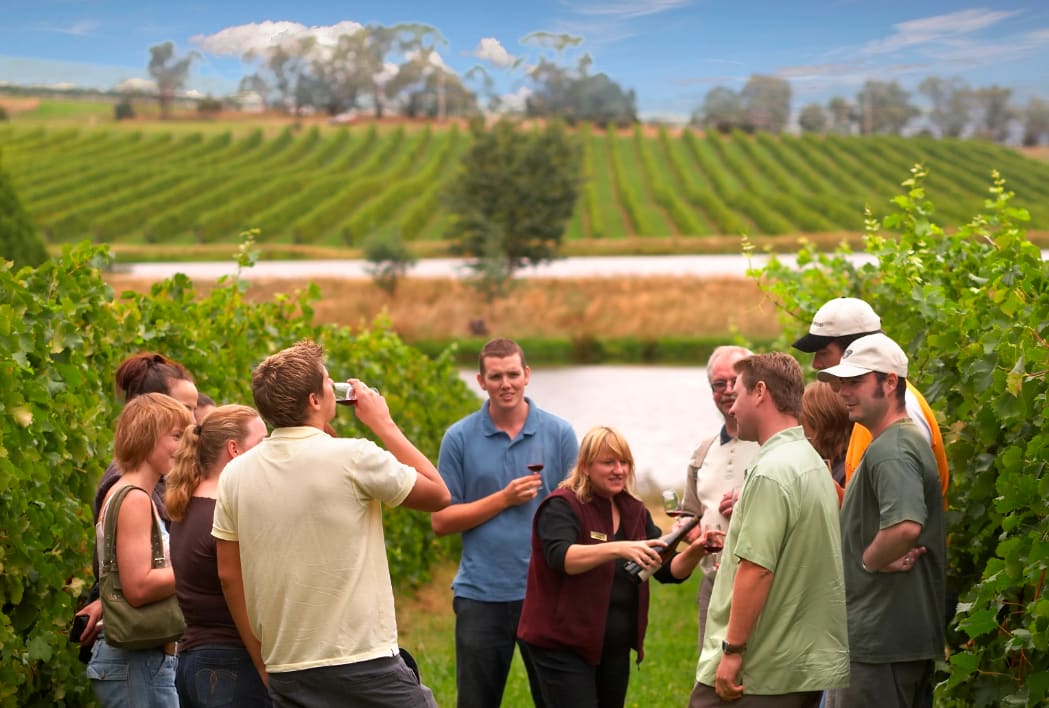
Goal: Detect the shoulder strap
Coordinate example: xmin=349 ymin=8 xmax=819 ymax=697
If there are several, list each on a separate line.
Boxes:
xmin=101 ymin=485 xmax=165 ymax=580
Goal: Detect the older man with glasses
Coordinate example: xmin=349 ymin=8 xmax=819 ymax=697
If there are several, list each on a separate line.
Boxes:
xmin=681 ymin=345 xmax=760 ymax=651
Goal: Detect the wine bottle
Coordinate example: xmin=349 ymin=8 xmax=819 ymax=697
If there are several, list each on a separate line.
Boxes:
xmin=624 ymin=514 xmax=702 ymax=582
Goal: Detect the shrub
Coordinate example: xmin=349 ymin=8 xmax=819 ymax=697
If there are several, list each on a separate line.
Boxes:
xmin=752 ymin=166 xmax=1049 ymax=706
xmin=0 ymin=235 xmax=476 ymax=705
xmin=0 ymin=164 xmax=48 ymax=269
xmin=114 ymin=99 xmax=134 ymax=121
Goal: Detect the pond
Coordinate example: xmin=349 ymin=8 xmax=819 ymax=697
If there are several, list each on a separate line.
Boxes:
xmin=457 ymin=365 xmax=724 ymax=494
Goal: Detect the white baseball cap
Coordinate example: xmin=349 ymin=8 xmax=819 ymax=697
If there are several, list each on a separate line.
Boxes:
xmin=817 ymin=333 xmax=908 ymax=380
xmin=792 ymin=298 xmax=882 ymax=353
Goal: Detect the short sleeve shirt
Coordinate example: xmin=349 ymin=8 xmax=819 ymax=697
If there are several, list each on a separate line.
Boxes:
xmin=839 ymin=419 xmax=946 ymax=663
xmin=697 ymin=427 xmax=849 ymax=693
xmin=438 ymin=398 xmax=578 ymax=601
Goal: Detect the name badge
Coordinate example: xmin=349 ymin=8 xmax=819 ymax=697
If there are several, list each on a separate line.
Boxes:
xmin=590 ymin=531 xmax=607 ymax=542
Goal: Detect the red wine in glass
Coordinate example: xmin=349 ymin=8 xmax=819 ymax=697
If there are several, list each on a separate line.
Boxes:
xmin=527 ymin=463 xmax=544 ymax=473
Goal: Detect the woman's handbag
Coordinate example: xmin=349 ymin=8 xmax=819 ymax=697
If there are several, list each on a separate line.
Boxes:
xmin=99 ymin=485 xmax=185 ymax=650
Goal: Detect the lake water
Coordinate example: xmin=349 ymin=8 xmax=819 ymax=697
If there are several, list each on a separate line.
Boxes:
xmin=457 ymin=365 xmax=724 ymax=493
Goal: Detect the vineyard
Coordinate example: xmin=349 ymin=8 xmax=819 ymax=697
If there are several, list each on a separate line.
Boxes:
xmin=2 ymin=121 xmax=1048 ymax=249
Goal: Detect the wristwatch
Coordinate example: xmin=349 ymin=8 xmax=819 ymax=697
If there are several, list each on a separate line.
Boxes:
xmin=721 ymin=639 xmax=747 ymax=655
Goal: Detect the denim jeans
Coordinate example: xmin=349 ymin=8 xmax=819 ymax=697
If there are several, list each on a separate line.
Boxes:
xmin=453 ymin=596 xmax=546 ymax=708
xmin=175 ymin=644 xmax=271 ymax=708
xmin=86 ymin=637 xmax=178 ymax=708
xmin=525 ymin=641 xmax=631 ymax=708
xmin=267 ymin=654 xmax=436 ymax=708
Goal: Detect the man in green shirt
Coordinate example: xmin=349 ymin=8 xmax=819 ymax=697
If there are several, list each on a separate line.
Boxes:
xmin=817 ymin=333 xmax=946 ymax=708
xmin=690 ymin=353 xmax=848 ymax=708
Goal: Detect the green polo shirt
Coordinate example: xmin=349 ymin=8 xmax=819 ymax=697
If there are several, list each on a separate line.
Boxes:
xmin=696 ymin=426 xmax=849 ymax=693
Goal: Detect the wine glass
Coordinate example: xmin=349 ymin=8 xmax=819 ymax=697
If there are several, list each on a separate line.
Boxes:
xmin=526 ymin=443 xmax=544 ymax=475
xmin=662 ymin=489 xmax=687 ymax=517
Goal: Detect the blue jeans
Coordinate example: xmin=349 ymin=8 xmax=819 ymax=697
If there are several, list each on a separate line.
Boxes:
xmin=176 ymin=644 xmax=271 ymax=708
xmin=86 ymin=637 xmax=178 ymax=708
xmin=453 ymin=596 xmax=546 ymax=708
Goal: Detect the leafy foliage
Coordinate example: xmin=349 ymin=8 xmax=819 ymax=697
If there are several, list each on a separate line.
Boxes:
xmin=752 ymin=166 xmax=1049 ymax=706
xmin=0 ymin=163 xmax=48 ymax=269
xmin=444 ymin=119 xmax=582 ymax=298
xmin=0 ymin=233 xmax=476 ymax=706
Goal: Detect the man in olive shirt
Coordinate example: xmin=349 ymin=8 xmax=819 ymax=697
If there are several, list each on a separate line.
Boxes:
xmin=818 ymin=334 xmax=946 ymax=708
xmin=690 ymin=353 xmax=848 ymax=708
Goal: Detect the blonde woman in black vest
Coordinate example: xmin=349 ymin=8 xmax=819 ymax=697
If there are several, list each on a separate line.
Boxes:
xmin=518 ymin=426 xmax=719 ymax=708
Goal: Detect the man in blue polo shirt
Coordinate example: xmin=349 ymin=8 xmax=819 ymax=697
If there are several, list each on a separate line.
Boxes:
xmin=432 ymin=338 xmax=578 ymax=708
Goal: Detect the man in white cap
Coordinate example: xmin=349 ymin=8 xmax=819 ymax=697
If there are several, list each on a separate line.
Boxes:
xmin=817 ymin=334 xmax=946 ymax=708
xmin=792 ymin=297 xmax=949 ymax=505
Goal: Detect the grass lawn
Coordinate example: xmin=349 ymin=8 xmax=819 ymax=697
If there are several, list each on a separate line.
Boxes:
xmin=397 ymin=507 xmax=705 ymax=707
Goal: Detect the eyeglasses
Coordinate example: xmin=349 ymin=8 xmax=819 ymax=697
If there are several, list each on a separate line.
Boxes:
xmin=711 ymin=378 xmax=735 ymax=393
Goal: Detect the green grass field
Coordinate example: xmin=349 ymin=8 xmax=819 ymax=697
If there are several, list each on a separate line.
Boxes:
xmin=400 ymin=556 xmax=705 ymax=708
xmin=3 ymin=112 xmax=1049 ymax=255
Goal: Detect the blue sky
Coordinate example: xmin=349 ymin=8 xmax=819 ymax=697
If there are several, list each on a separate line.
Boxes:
xmin=2 ymin=1 xmax=1048 ymax=120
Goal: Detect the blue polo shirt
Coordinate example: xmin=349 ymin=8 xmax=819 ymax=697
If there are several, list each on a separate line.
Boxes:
xmin=438 ymin=397 xmax=578 ymax=601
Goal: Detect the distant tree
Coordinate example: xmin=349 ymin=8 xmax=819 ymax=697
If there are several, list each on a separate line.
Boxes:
xmin=695 ymin=86 xmax=742 ymax=134
xmin=197 ymin=96 xmax=223 ymax=116
xmin=855 ymin=80 xmax=919 ymax=134
xmin=444 ymin=119 xmax=582 ymax=301
xmin=363 ymin=231 xmax=416 ymax=296
xmin=0 ymin=165 xmax=48 ymax=269
xmin=147 ymin=41 xmax=198 ymax=118
xmin=798 ymin=103 xmax=828 ymax=133
xmin=114 ymin=98 xmax=135 ymax=121
xmin=0 ymin=106 xmax=8 ymax=122
xmin=1022 ymin=97 xmax=1049 ymax=146
xmin=971 ymin=85 xmax=1014 ymax=143
xmin=918 ymin=76 xmax=971 ymax=138
xmin=827 ymin=96 xmax=855 ymax=134
xmin=740 ymin=75 xmax=791 ymax=133
xmin=526 ymin=54 xmax=636 ymax=127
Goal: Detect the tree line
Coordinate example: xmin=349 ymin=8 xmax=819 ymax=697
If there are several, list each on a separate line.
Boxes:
xmin=140 ymin=27 xmax=637 ymax=127
xmin=693 ymin=75 xmax=1049 ymax=145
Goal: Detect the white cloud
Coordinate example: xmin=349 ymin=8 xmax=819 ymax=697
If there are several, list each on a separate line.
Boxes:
xmin=500 ymin=85 xmax=533 ymax=111
xmin=564 ymin=0 xmax=693 ymax=19
xmin=191 ymin=20 xmax=363 ymax=58
xmin=472 ymin=38 xmax=516 ymax=68
xmin=114 ymin=77 xmax=156 ymax=93
xmin=38 ymin=20 xmax=101 ymax=37
xmin=861 ymin=8 xmax=1021 ymax=56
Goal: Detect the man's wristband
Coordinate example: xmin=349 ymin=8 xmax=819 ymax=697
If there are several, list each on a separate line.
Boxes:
xmin=861 ymin=560 xmax=876 ymax=573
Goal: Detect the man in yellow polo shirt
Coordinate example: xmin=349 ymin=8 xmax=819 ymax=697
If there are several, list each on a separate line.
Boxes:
xmin=792 ymin=297 xmax=949 ymax=505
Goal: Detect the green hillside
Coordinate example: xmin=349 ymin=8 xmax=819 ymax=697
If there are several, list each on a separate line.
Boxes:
xmin=2 ymin=121 xmax=1047 ymax=250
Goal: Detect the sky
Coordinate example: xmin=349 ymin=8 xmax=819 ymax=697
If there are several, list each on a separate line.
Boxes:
xmin=1 ymin=1 xmax=1048 ymax=121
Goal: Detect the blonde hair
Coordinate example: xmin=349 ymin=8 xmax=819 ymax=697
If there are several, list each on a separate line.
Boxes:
xmin=559 ymin=426 xmax=638 ymax=503
xmin=113 ymin=393 xmax=194 ymax=473
xmin=166 ymin=405 xmax=262 ymax=522
xmin=801 ymin=382 xmax=852 ymax=463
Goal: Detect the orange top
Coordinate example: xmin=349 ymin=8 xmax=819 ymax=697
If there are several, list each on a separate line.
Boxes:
xmin=843 ymin=380 xmax=949 ymax=509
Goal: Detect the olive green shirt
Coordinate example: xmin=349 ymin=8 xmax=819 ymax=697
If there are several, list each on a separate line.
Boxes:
xmin=696 ymin=426 xmax=849 ymax=693
xmin=839 ymin=418 xmax=946 ymax=663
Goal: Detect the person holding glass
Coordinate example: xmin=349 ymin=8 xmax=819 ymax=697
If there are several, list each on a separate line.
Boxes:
xmin=680 ymin=346 xmax=759 ymax=650
xmin=518 ymin=426 xmax=720 ymax=708
xmin=87 ymin=393 xmax=194 ymax=706
xmin=432 ymin=338 xmax=578 ymax=708
xmin=166 ymin=404 xmax=270 ymax=707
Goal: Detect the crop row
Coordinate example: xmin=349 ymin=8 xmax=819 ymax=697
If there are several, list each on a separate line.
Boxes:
xmin=2 ymin=124 xmax=1048 ymax=248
